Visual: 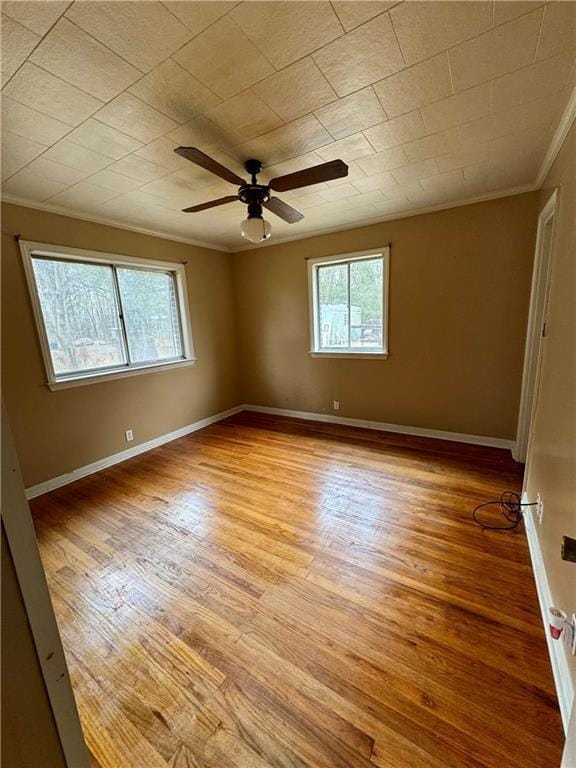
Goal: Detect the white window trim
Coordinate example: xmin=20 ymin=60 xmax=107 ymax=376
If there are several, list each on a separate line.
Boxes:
xmin=19 ymin=240 xmax=196 ymax=391
xmin=307 ymin=246 xmax=390 ymax=359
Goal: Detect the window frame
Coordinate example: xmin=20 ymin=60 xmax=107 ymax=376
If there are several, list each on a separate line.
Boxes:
xmin=307 ymin=247 xmax=390 ymax=359
xmin=19 ymin=240 xmax=196 ymax=391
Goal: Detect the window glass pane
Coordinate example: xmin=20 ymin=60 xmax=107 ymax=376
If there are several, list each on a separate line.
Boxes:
xmin=318 ymin=263 xmax=349 ymax=348
xmin=31 ymin=258 xmax=126 ymax=375
xmin=349 ymin=258 xmax=383 ymax=349
xmin=116 ymin=268 xmax=183 ymax=364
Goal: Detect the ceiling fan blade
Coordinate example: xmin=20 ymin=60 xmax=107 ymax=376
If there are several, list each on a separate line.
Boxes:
xmin=174 ymin=147 xmax=245 ymax=186
xmin=263 ymin=197 xmax=304 ymax=223
xmin=182 ymin=196 xmax=239 ymax=213
xmin=269 ymin=159 xmax=348 ymax=192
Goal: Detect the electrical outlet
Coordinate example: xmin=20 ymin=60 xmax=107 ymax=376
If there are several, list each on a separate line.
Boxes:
xmin=536 ymin=494 xmax=544 ymax=524
xmin=333 ymin=400 xmax=340 ymax=411
xmin=125 ymin=429 xmax=134 ymax=442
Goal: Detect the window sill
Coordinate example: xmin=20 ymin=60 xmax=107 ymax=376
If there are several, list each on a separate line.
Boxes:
xmin=47 ymin=358 xmax=197 ymax=391
xmin=309 ymin=351 xmax=389 ymax=360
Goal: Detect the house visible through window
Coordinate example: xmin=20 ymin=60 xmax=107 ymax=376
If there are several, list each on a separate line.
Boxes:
xmin=309 ymin=248 xmax=389 ymax=357
xmin=20 ymin=241 xmax=194 ymax=389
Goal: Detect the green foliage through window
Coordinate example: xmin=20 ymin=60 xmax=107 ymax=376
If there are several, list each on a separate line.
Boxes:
xmin=32 ymin=257 xmax=184 ymax=377
xmin=317 ymin=256 xmax=383 ymax=350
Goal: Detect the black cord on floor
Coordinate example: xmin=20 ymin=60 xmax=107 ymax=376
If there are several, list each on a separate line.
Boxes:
xmin=472 ymin=491 xmax=537 ymax=531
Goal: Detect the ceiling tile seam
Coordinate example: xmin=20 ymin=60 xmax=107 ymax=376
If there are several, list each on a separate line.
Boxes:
xmin=20 ymin=9 xmax=546 ymax=165
xmin=2 ymin=130 xmax=184 ymax=194
xmin=0 ymin=77 xmax=560 ymax=207
xmin=387 ymin=9 xmax=408 ymax=70
xmin=38 ymin=15 xmax=218 ymax=125
xmin=368 ymin=83 xmax=389 ymax=124
xmin=5 ymin=85 xmax=573 ymax=251
xmin=3 ymin=2 xmax=557 ymax=113
xmin=361 ymin=127 xmax=381 ymax=156
xmin=328 ymin=1 xmax=347 ymax=37
xmin=211 ymin=2 xmax=409 ymax=89
xmin=532 ymin=5 xmax=547 ymax=64
xmin=60 ymin=14 xmax=152 ymax=76
xmin=91 ymin=91 xmax=182 ymax=140
xmin=0 ymin=5 xmax=70 ymax=92
xmin=358 ymin=114 xmax=465 ymax=157
xmin=226 ymin=4 xmax=349 ymax=75
xmin=43 ymin=177 xmax=129 ymax=207
xmin=2 ymin=123 xmax=121 ymax=185
xmin=134 ymin=57 xmax=223 ymax=116
xmin=66 ymin=116 xmax=154 ymax=158
xmin=8 ymin=58 xmax=216 ymax=153
xmin=387 ymin=5 xmax=547 ymax=88
xmin=3 ymin=6 xmax=572 ymax=236
xmin=0 ymin=95 xmax=179 ymax=187
xmin=187 ymin=19 xmax=572 ymax=138
xmin=16 ymin=58 xmax=108 ymax=107
xmin=225 ymin=14 xmax=282 ymax=75
xmin=329 ymin=2 xmax=405 ymax=37
xmin=124 ymin=48 xmax=222 ymax=110
xmin=82 ymin=109 xmax=177 ymax=155
xmin=1 ymin=101 xmax=72 ymax=147
xmin=450 ymin=7 xmax=546 ymax=77
xmin=159 ymin=0 xmax=240 ymax=45
xmin=1 ymin=1 xmax=72 ymax=36
xmin=171 ymin=55 xmax=486 ymax=156
xmin=230 ymin=86 xmax=290 ymax=136
xmin=205 ymin=57 xmax=345 ymax=139
xmin=1 ymin=122 xmax=103 ymax=184
xmin=0 ymin=68 xmax=106 ymax=128
xmin=446 ymin=48 xmax=457 ymax=98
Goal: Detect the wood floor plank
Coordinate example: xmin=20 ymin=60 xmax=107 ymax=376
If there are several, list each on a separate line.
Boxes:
xmin=31 ymin=412 xmax=564 ymax=768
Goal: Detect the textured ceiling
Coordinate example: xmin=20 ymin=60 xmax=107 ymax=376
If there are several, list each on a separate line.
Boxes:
xmin=1 ymin=1 xmax=575 ymax=251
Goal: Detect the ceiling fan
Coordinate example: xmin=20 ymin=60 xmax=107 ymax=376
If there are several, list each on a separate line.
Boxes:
xmin=173 ymin=147 xmax=349 ymax=244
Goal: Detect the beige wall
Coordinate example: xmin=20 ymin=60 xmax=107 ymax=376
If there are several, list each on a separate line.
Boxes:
xmin=1 ymin=202 xmax=238 ymax=488
xmin=233 ymin=192 xmax=539 ymax=439
xmin=524 ymin=122 xmax=576 ymax=681
xmin=0 ymin=191 xmax=542 ymax=489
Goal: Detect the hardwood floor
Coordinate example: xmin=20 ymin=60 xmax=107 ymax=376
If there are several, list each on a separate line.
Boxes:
xmin=31 ymin=411 xmax=563 ymax=768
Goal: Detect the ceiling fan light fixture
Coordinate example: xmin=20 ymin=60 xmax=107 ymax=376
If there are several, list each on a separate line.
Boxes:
xmin=241 ymin=214 xmax=271 ymax=244
xmin=175 ymin=148 xmax=348 ymax=241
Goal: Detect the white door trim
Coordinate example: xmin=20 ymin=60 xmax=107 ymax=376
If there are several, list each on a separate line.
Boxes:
xmin=2 ymin=407 xmax=90 ymax=768
xmin=513 ymin=189 xmax=558 ymax=462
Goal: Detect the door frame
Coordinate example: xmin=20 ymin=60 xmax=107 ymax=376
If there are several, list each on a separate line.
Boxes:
xmin=2 ymin=407 xmax=90 ymax=768
xmin=513 ymin=189 xmax=558 ymax=463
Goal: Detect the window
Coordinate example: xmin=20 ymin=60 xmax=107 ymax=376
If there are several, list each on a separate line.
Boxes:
xmin=20 ymin=241 xmax=195 ymax=390
xmin=308 ymin=248 xmax=389 ymax=357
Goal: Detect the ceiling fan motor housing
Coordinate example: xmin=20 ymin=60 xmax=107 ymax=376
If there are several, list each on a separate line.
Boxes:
xmin=174 ymin=147 xmax=347 ymax=226
xmin=239 ymin=159 xmax=270 ymax=217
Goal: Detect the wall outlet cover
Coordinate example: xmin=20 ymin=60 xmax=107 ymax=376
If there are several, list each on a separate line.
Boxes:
xmin=125 ymin=429 xmax=134 ymax=442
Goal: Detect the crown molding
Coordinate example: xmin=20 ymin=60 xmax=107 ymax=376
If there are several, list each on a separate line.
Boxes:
xmin=232 ymin=184 xmax=538 ymax=252
xmin=536 ymin=83 xmax=576 ymax=188
xmin=1 ymin=195 xmax=231 ymax=253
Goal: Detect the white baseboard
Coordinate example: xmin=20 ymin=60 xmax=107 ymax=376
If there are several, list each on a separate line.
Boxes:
xmin=24 ymin=406 xmax=243 ymax=500
xmin=522 ymin=494 xmax=574 ymax=733
xmin=25 ymin=403 xmax=515 ymax=500
xmin=242 ymin=404 xmax=515 ymax=451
